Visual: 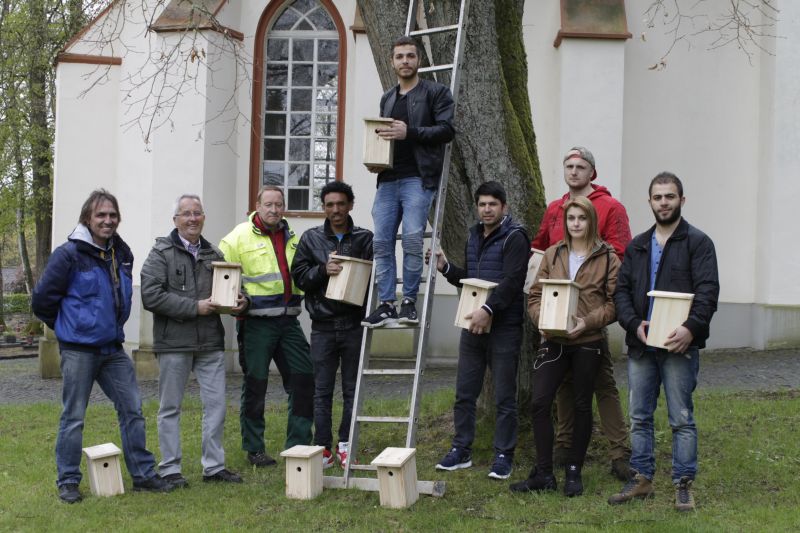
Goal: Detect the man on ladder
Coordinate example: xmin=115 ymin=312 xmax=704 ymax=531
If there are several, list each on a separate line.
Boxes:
xmin=362 ymin=35 xmax=455 ymax=328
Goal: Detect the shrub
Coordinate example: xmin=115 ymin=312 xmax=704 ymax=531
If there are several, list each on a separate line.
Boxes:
xmin=3 ymin=293 xmax=31 ymax=315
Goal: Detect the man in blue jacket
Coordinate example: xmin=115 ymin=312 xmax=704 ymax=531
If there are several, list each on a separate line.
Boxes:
xmin=608 ymin=173 xmax=719 ymax=512
xmin=362 ymin=35 xmax=455 ymax=328
xmin=428 ymin=181 xmax=529 ymax=480
xmin=33 ymin=189 xmax=173 ymax=503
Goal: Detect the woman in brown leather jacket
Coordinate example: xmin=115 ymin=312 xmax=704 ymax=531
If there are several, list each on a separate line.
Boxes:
xmin=510 ymin=196 xmax=620 ymax=497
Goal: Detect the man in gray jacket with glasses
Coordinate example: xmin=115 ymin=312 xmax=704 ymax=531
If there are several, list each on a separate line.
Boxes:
xmin=141 ymin=194 xmax=245 ymax=487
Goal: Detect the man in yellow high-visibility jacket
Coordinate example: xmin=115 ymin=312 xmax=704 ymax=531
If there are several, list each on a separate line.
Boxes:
xmin=220 ymin=186 xmax=313 ymax=467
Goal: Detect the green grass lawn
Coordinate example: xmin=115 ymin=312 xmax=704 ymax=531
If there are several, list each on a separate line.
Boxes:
xmin=0 ymin=388 xmax=798 ymax=532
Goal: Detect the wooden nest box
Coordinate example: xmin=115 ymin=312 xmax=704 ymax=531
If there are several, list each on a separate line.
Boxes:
xmin=363 ymin=117 xmax=394 ymax=169
xmin=455 ymin=278 xmax=498 ymax=332
xmin=538 ymin=279 xmax=581 ymax=335
xmin=646 ymin=290 xmax=694 ymax=349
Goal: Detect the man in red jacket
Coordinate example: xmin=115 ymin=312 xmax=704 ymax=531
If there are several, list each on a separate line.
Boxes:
xmin=531 ymin=146 xmax=632 ymax=480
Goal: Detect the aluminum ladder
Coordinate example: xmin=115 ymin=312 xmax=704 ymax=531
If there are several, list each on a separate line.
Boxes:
xmin=323 ymin=0 xmax=470 ymax=497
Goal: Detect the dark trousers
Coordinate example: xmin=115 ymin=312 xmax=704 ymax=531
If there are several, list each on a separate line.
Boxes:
xmin=531 ymin=340 xmax=602 ymax=474
xmin=555 ymin=330 xmax=630 ymax=460
xmin=238 ymin=316 xmax=314 ymax=452
xmin=310 ymin=327 xmax=361 ymax=449
xmin=452 ymin=324 xmax=521 ymax=456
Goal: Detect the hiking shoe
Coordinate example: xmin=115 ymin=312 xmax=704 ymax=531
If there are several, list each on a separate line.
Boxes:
xmin=322 ymin=448 xmax=335 ymax=469
xmin=435 ymin=447 xmax=472 ymax=471
xmin=133 ymin=474 xmax=175 ymax=493
xmin=203 ymin=469 xmax=243 ymax=483
xmin=397 ymin=298 xmax=418 ymax=324
xmin=674 ymin=477 xmax=696 ymax=512
xmin=58 ymin=483 xmax=82 ymax=504
xmin=553 ymin=447 xmax=571 ymax=468
xmin=336 ymin=442 xmax=351 ymax=468
xmin=509 ymin=467 xmax=557 ymax=493
xmin=488 ymin=454 xmax=513 ymax=480
xmin=564 ymin=464 xmax=583 ymax=497
xmin=162 ymin=473 xmax=189 ymax=488
xmin=611 ymin=456 xmax=634 ymax=481
xmin=361 ymin=303 xmax=398 ymax=328
xmin=247 ymin=451 xmax=277 ymax=467
xmin=608 ymin=473 xmax=655 ymax=505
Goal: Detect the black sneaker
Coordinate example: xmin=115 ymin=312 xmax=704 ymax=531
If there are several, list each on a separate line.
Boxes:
xmin=435 ymin=447 xmax=472 ymax=471
xmin=564 ymin=464 xmax=583 ymax=497
xmin=161 ymin=473 xmax=189 ymax=488
xmin=397 ymin=298 xmax=418 ymax=324
xmin=133 ymin=474 xmax=175 ymax=492
xmin=58 ymin=483 xmax=82 ymax=504
xmin=247 ymin=451 xmax=277 ymax=467
xmin=361 ymin=303 xmax=398 ymax=328
xmin=488 ymin=453 xmax=513 ymax=480
xmin=509 ymin=467 xmax=557 ymax=493
xmin=203 ymin=469 xmax=243 ymax=483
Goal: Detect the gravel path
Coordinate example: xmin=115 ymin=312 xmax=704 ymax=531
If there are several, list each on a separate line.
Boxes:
xmin=1 ymin=348 xmax=798 ymax=405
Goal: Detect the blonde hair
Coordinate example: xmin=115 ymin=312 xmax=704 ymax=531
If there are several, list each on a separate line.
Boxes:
xmin=562 ymin=197 xmax=602 ymax=251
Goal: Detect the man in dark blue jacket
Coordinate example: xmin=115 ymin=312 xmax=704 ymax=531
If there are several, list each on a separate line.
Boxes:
xmin=362 ymin=35 xmax=455 ymax=328
xmin=33 ymin=189 xmax=173 ymax=503
xmin=291 ymin=181 xmax=373 ymax=469
xmin=428 ymin=181 xmax=529 ymax=481
xmin=608 ymin=173 xmax=719 ymax=512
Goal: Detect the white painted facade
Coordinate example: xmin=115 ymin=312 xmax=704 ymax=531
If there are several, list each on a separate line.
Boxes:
xmin=51 ymin=0 xmax=800 ymax=363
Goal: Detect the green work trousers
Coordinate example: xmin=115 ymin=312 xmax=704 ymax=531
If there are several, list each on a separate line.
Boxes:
xmin=238 ymin=315 xmax=314 ymax=453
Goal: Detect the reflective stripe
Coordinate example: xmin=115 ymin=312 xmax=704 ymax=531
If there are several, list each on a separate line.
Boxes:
xmin=242 ymin=272 xmax=282 ymax=283
xmin=248 ymin=306 xmax=302 ymax=317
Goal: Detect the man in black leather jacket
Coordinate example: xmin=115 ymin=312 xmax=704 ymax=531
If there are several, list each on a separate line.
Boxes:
xmin=608 ymin=172 xmax=719 ymax=512
xmin=291 ymin=181 xmax=373 ymax=469
xmin=362 ymin=35 xmax=455 ymax=328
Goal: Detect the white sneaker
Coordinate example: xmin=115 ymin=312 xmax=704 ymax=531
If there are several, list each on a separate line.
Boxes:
xmin=322 ymin=448 xmax=334 ymax=469
xmin=336 ymin=442 xmax=350 ymax=468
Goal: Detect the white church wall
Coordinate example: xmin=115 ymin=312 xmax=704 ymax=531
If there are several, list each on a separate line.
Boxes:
xmin=621 ymin=0 xmax=762 ymax=308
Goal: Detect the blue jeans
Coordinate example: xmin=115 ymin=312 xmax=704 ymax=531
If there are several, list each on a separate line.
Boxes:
xmin=372 ymin=177 xmax=436 ymax=303
xmin=310 ymin=328 xmax=361 ymax=449
xmin=627 ymin=348 xmax=700 ymax=483
xmin=56 ymin=349 xmax=157 ymax=487
xmin=452 ymin=325 xmax=521 ymax=456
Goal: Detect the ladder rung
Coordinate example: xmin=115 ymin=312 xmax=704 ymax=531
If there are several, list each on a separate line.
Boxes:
xmin=347 ymin=464 xmax=378 ymax=472
xmin=419 ymin=64 xmax=453 ymax=73
xmin=357 ymin=416 xmax=410 ymax=424
xmin=395 ymin=231 xmax=434 ymax=240
xmin=409 ymin=24 xmax=460 ymax=37
xmin=362 ymin=369 xmax=416 ymax=376
xmin=379 ymin=322 xmax=420 ymax=330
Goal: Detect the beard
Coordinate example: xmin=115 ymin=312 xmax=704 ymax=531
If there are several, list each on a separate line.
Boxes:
xmin=653 ymin=204 xmax=682 ymax=225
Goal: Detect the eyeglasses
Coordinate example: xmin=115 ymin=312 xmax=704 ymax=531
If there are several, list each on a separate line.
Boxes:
xmin=176 ymin=211 xmax=205 ymax=218
xmin=259 ymin=203 xmax=284 ymax=210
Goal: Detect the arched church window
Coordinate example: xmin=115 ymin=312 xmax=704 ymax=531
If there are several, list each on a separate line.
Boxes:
xmin=256 ymin=0 xmax=344 ymax=212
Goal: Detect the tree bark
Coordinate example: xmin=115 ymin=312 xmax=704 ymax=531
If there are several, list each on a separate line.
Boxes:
xmin=356 ymin=0 xmax=545 ymax=410
xmin=12 ymin=131 xmax=34 ymax=295
xmin=28 ymin=0 xmax=51 ymax=278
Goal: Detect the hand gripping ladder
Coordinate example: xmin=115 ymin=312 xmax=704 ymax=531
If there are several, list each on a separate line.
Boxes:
xmin=323 ymin=0 xmax=470 ymax=497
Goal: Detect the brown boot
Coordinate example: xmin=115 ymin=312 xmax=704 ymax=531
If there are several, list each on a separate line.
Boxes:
xmin=607 ymin=473 xmax=655 ymax=505
xmin=674 ymin=477 xmax=696 ymax=512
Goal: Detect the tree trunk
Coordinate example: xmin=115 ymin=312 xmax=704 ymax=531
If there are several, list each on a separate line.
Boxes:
xmin=28 ymin=0 xmax=52 ymax=279
xmin=356 ymin=0 xmax=545 ymax=409
xmin=12 ymin=130 xmax=34 ymax=295
xmin=0 ymin=237 xmax=5 ymax=328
